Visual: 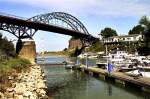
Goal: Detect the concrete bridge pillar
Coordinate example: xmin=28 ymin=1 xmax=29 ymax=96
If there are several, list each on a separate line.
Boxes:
xmin=16 ymin=38 xmax=36 ymax=64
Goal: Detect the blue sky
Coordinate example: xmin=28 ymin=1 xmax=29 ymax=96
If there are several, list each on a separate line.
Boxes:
xmin=0 ymin=0 xmax=150 ymax=52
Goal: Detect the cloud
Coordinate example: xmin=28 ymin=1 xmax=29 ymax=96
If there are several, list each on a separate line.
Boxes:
xmin=3 ymin=0 xmax=150 ymax=17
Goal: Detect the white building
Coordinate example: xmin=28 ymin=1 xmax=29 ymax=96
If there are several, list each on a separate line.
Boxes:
xmin=102 ymin=34 xmax=143 ymax=43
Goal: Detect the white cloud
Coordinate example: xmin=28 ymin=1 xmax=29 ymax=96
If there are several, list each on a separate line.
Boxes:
xmin=3 ymin=0 xmax=150 ymax=17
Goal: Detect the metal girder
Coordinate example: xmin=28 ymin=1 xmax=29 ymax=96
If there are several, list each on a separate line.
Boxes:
xmin=0 ymin=22 xmax=37 ymax=39
xmin=29 ymin=12 xmax=89 ymax=35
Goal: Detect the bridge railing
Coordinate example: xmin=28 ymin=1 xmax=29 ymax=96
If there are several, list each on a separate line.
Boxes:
xmin=0 ymin=12 xmax=74 ymax=30
xmin=0 ymin=11 xmax=27 ymax=20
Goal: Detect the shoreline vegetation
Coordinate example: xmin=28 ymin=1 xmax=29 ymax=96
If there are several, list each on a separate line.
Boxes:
xmin=0 ymin=58 xmax=48 ymax=99
xmin=0 ymin=33 xmax=48 ymax=98
xmin=0 ymin=58 xmax=31 ymax=94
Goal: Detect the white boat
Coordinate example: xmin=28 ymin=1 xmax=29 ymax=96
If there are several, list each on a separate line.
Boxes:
xmin=88 ymin=55 xmax=98 ymax=59
xmin=78 ymin=53 xmax=87 ymax=59
xmin=64 ymin=59 xmax=75 ymax=69
xmin=65 ymin=64 xmax=75 ymax=69
xmin=78 ymin=52 xmax=98 ymax=59
xmin=125 ymin=69 xmax=150 ymax=78
xmin=106 ymin=51 xmax=131 ymax=67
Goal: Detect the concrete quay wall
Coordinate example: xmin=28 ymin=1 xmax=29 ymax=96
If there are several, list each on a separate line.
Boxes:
xmin=76 ymin=65 xmax=150 ymax=93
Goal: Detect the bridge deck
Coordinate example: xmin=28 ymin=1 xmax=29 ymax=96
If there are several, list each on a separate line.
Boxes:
xmin=0 ymin=15 xmax=89 ymax=37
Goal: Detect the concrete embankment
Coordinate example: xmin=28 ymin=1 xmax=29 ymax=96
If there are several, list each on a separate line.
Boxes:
xmin=76 ymin=65 xmax=150 ymax=93
xmin=0 ymin=65 xmax=48 ymax=99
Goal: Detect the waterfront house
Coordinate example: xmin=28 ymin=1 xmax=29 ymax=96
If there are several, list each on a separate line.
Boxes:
xmin=101 ymin=34 xmax=143 ymax=43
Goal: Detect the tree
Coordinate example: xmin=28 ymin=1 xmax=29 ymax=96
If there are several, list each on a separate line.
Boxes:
xmin=128 ymin=25 xmax=144 ymax=35
xmin=138 ymin=16 xmax=150 ymax=55
xmin=88 ymin=41 xmax=105 ymax=52
xmin=139 ymin=16 xmax=150 ymax=27
xmin=70 ymin=36 xmax=79 ymax=40
xmin=100 ymin=27 xmax=118 ymax=38
xmin=63 ymin=48 xmax=67 ymax=51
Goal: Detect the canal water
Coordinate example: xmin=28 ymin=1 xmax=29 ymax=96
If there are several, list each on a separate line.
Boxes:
xmin=38 ymin=56 xmax=150 ymax=99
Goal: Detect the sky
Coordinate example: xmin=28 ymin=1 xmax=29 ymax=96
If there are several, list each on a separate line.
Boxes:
xmin=0 ymin=0 xmax=150 ymax=52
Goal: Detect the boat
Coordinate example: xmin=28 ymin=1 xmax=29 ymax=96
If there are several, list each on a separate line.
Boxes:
xmin=96 ymin=62 xmax=107 ymax=69
xmin=125 ymin=69 xmax=150 ymax=78
xmin=124 ymin=62 xmax=150 ymax=78
xmin=64 ymin=58 xmax=75 ymax=69
xmin=88 ymin=55 xmax=98 ymax=59
xmin=65 ymin=64 xmax=75 ymax=69
xmin=78 ymin=52 xmax=98 ymax=59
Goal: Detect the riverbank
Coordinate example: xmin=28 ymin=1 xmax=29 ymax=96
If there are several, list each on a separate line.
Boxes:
xmin=0 ymin=65 xmax=48 ymax=99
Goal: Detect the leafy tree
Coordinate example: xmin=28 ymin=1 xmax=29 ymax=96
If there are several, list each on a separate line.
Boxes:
xmin=88 ymin=41 xmax=105 ymax=52
xmin=70 ymin=36 xmax=79 ymax=40
xmin=128 ymin=25 xmax=144 ymax=35
xmin=138 ymin=16 xmax=150 ymax=55
xmin=139 ymin=16 xmax=150 ymax=27
xmin=100 ymin=27 xmax=118 ymax=38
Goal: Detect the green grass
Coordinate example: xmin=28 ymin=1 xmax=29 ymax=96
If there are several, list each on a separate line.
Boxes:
xmin=0 ymin=58 xmax=31 ymax=76
xmin=0 ymin=58 xmax=31 ymax=92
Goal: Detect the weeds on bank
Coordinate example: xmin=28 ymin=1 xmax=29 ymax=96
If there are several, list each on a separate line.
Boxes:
xmin=0 ymin=58 xmax=31 ymax=92
xmin=0 ymin=58 xmax=31 ymax=75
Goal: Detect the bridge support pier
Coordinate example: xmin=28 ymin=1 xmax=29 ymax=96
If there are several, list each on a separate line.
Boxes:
xmin=16 ymin=38 xmax=36 ymax=64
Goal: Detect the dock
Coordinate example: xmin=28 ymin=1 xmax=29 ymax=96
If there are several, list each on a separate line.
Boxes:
xmin=76 ymin=65 xmax=150 ymax=93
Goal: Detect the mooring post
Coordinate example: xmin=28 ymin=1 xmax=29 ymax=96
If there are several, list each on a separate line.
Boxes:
xmin=86 ymin=53 xmax=88 ymax=68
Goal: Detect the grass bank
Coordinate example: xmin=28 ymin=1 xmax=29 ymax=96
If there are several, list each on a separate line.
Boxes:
xmin=0 ymin=58 xmax=31 ymax=92
xmin=0 ymin=58 xmax=31 ymax=76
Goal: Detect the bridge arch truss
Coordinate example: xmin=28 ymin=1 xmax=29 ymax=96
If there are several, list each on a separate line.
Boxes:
xmin=29 ymin=12 xmax=89 ymax=35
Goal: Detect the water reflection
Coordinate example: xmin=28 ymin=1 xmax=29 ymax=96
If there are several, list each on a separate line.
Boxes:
xmin=107 ymin=84 xmax=112 ymax=96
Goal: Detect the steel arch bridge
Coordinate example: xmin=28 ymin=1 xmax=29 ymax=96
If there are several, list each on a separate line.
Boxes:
xmin=0 ymin=12 xmax=89 ymax=37
xmin=0 ymin=12 xmax=98 ymax=45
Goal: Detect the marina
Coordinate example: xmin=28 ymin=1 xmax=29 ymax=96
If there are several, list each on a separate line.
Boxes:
xmin=40 ymin=56 xmax=150 ymax=99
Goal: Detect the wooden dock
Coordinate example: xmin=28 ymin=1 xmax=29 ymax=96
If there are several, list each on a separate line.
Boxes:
xmin=76 ymin=65 xmax=150 ymax=93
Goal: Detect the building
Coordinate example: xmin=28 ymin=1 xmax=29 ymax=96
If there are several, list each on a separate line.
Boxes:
xmin=102 ymin=34 xmax=143 ymax=43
